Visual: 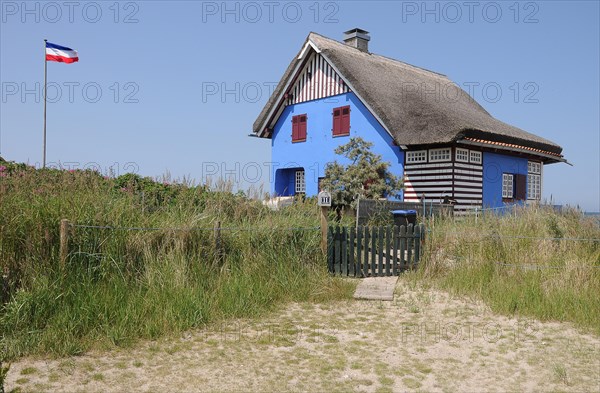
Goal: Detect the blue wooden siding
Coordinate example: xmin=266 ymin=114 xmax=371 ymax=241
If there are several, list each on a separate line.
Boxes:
xmin=271 ymin=92 xmax=404 ymax=197
xmin=482 ymin=152 xmax=528 ymax=208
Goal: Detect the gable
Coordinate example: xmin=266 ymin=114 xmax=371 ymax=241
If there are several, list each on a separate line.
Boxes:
xmin=254 ymin=43 xmax=355 ymax=138
xmin=286 ymin=52 xmax=350 ymax=105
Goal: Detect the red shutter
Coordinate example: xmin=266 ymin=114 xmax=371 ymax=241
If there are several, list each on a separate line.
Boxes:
xmin=298 ymin=115 xmax=307 ymax=140
xmin=333 ymin=106 xmax=350 ymax=136
xmin=341 ymin=106 xmax=350 ymax=135
xmin=332 ymin=108 xmax=341 ymax=135
xmin=292 ymin=114 xmax=307 ymax=142
xmin=292 ymin=116 xmax=298 ymax=141
xmin=515 ymin=174 xmax=527 ymax=200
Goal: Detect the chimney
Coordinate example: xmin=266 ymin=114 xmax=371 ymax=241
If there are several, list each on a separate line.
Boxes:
xmin=343 ymin=28 xmax=371 ymax=52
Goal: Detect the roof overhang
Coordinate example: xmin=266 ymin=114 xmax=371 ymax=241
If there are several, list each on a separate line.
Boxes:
xmin=457 ymin=138 xmax=571 ymax=165
xmin=255 ymin=41 xmax=317 ymax=138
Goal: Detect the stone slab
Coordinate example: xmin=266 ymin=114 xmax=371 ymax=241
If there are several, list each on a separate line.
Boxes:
xmin=353 ymin=276 xmax=398 ymax=301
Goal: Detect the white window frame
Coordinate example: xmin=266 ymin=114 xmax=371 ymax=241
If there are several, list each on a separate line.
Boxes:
xmin=295 ymin=170 xmax=305 ymax=194
xmin=528 ymin=161 xmax=541 ymax=174
xmin=527 ymin=161 xmax=542 ymax=200
xmin=429 ymin=148 xmax=451 ymax=163
xmin=470 ymin=151 xmax=482 ymax=164
xmin=455 ymin=148 xmax=469 ymax=163
xmin=502 ymin=173 xmax=514 ymax=199
xmin=527 ymin=174 xmax=541 ymax=200
xmin=406 ymin=150 xmax=427 ymax=164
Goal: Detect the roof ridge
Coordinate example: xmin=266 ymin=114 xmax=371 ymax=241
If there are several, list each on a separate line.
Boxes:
xmin=308 ymin=31 xmax=448 ymax=79
xmin=370 ymin=53 xmax=448 ymax=79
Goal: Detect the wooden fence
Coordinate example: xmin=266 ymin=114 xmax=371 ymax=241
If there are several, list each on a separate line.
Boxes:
xmin=327 ymin=224 xmax=425 ymax=277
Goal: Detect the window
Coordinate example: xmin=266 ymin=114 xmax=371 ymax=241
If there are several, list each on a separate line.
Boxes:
xmin=502 ymin=173 xmax=514 ymax=198
xmin=332 ymin=105 xmax=350 ymax=136
xmin=470 ymin=151 xmax=482 ymax=164
xmin=406 ymin=150 xmax=427 ymax=163
xmin=528 ymin=161 xmax=541 ymax=174
xmin=455 ymin=148 xmax=469 ymax=163
xmin=292 ymin=114 xmax=307 ymax=142
xmin=527 ymin=174 xmax=541 ymax=200
xmin=527 ymin=161 xmax=542 ymax=200
xmin=295 ymin=170 xmax=305 ymax=194
xmin=429 ymin=148 xmax=451 ymax=162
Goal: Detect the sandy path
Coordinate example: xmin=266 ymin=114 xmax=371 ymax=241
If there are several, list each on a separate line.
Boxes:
xmin=5 ymin=278 xmax=600 ymax=392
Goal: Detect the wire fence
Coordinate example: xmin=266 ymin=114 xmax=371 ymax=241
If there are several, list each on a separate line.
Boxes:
xmin=426 ymin=229 xmax=600 ymax=243
xmin=10 ymin=211 xmax=593 ymax=279
xmin=493 ymin=262 xmax=600 ymax=270
xmin=71 ymin=224 xmax=320 ymax=232
xmin=67 ymin=221 xmax=600 ymax=255
xmin=426 ymin=224 xmax=600 ymax=272
xmin=60 ymin=220 xmax=325 ymax=271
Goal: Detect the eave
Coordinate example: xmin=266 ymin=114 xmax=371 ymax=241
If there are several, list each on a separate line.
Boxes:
xmin=457 ymin=138 xmax=570 ymax=165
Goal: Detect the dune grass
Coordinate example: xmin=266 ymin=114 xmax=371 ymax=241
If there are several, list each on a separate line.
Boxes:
xmin=2 ymin=158 xmax=598 ymax=368
xmin=0 ymin=161 xmax=354 ymax=360
xmin=420 ymin=206 xmax=600 ymax=334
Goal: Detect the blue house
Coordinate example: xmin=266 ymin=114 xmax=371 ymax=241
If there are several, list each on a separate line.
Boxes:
xmin=252 ymin=29 xmax=566 ymax=213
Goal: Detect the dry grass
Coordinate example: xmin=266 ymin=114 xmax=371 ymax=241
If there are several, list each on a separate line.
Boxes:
xmin=421 ymin=205 xmax=600 ymax=333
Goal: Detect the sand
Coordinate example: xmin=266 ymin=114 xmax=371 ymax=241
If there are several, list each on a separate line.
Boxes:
xmin=5 ymin=278 xmax=599 ymax=392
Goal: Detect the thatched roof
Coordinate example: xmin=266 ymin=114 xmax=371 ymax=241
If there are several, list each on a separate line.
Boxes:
xmin=253 ymin=32 xmax=563 ymax=158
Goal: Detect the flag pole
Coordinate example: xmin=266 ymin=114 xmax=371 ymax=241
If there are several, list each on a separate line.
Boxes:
xmin=43 ymin=39 xmax=47 ymax=168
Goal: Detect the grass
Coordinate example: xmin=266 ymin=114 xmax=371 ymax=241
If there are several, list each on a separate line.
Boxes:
xmin=92 ymin=373 xmax=104 ymax=381
xmin=19 ymin=367 xmax=37 ymax=376
xmin=420 ymin=205 xmax=600 ymax=334
xmin=552 ymin=364 xmax=570 ymax=385
xmin=0 ymin=160 xmax=354 ymax=361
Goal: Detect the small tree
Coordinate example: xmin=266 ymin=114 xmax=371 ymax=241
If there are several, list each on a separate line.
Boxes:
xmin=320 ymin=137 xmax=403 ymax=212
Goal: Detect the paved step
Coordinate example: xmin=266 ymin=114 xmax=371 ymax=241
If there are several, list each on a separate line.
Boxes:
xmin=353 ymin=276 xmax=398 ymax=301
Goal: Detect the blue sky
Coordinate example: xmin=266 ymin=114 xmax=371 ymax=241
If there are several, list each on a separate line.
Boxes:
xmin=1 ymin=1 xmax=598 ymax=211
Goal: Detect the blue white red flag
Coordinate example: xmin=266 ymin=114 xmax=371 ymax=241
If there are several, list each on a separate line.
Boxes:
xmin=46 ymin=42 xmax=78 ymax=63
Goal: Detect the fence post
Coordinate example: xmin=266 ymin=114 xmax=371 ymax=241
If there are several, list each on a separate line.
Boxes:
xmin=355 ymin=195 xmax=360 ymax=228
xmin=414 ymin=224 xmax=422 ymax=265
xmin=327 ymin=227 xmax=334 ymax=273
xmin=1 ymin=266 xmax=9 ymax=305
xmin=59 ymin=219 xmax=70 ymax=268
xmin=320 ymin=206 xmax=329 ymax=255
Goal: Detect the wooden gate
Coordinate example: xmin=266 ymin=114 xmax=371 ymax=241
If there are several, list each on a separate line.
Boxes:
xmin=327 ymin=224 xmax=425 ymax=277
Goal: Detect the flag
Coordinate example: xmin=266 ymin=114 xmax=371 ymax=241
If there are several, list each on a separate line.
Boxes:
xmin=46 ymin=42 xmax=78 ymax=63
